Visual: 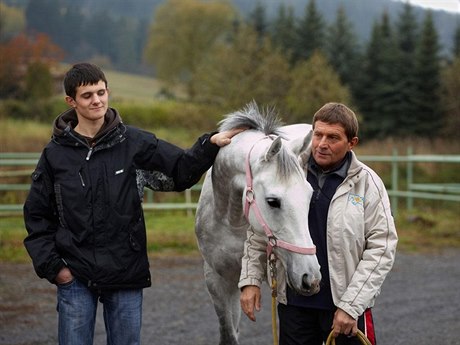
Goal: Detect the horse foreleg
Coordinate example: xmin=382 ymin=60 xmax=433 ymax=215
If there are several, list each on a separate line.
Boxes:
xmin=203 ymin=261 xmax=241 ymax=345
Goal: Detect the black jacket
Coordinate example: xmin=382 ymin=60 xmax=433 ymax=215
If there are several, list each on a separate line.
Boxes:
xmin=23 ymin=108 xmax=219 ymax=289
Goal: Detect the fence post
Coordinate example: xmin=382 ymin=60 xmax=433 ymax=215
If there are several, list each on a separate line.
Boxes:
xmin=406 ymin=147 xmax=413 ymax=211
xmin=185 ymin=189 xmax=193 ymax=217
xmin=391 ymin=148 xmax=399 ymax=217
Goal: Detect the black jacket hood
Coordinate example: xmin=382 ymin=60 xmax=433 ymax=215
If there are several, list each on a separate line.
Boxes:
xmin=53 ymin=107 xmax=122 ymax=144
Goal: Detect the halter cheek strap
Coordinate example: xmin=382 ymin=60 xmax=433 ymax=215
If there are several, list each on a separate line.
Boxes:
xmin=244 ymin=137 xmax=316 ymax=257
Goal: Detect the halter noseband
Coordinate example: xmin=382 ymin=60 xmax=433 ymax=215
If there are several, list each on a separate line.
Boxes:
xmin=244 ymin=136 xmax=316 ymax=257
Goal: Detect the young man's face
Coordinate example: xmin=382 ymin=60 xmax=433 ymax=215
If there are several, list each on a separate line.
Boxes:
xmin=65 ymin=80 xmax=109 ymax=124
xmin=311 ymin=121 xmax=358 ymax=171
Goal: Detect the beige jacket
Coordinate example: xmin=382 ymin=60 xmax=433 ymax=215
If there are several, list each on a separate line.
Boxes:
xmin=238 ymin=151 xmax=398 ymax=319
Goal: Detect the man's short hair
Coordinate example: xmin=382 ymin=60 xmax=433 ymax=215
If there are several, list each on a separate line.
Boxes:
xmin=312 ymin=103 xmax=359 ymax=141
xmin=64 ymin=63 xmax=108 ymax=99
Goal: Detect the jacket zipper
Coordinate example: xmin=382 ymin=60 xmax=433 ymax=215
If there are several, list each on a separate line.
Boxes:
xmin=86 ymin=147 xmax=93 ymax=160
xmin=78 ymin=171 xmax=86 ymax=187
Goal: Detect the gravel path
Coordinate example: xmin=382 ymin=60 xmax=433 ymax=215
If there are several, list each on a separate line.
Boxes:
xmin=1 ymin=250 xmax=459 ymax=345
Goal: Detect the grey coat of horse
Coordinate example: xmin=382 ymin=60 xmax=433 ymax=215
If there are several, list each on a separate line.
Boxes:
xmin=195 ymin=102 xmax=321 ymax=345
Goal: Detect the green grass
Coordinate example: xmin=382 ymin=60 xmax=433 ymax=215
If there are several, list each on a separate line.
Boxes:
xmin=105 ymin=69 xmax=186 ymax=102
xmin=0 ymin=211 xmax=200 ymax=263
xmin=2 ymin=205 xmax=459 ymax=263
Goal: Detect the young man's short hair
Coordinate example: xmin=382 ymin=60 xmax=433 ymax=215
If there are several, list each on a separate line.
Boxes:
xmin=64 ymin=63 xmax=108 ymax=99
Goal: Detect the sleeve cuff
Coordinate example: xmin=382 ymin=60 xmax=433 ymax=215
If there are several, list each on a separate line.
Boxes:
xmin=238 ymin=277 xmax=263 ymax=289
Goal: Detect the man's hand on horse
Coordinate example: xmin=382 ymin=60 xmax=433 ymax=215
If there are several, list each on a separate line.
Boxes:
xmin=240 ymin=285 xmax=261 ymax=322
xmin=210 ymin=128 xmax=247 ymax=147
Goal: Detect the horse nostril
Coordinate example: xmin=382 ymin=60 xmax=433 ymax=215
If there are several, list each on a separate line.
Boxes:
xmin=302 ymin=274 xmax=310 ymax=289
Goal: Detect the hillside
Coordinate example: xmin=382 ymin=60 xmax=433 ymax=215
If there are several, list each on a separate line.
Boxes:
xmin=4 ymin=0 xmax=459 ymax=53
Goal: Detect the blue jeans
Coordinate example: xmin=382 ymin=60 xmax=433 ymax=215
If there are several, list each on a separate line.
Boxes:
xmin=57 ymin=278 xmax=143 ymax=345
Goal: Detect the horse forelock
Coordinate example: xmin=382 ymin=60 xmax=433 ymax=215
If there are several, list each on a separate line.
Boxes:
xmin=218 ymin=101 xmax=284 ymax=136
xmin=275 ymin=146 xmax=304 ymax=181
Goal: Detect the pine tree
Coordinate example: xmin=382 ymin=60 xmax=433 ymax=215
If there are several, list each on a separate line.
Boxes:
xmin=413 ymin=11 xmax=442 ymax=136
xmin=271 ymin=4 xmax=297 ymax=64
xmin=248 ymin=2 xmax=268 ymax=43
xmin=393 ymin=3 xmax=419 ymax=135
xmin=440 ymin=56 xmax=460 ymax=137
xmin=453 ymin=24 xmax=460 ymax=57
xmin=292 ymin=0 xmax=325 ymax=64
xmin=358 ymin=12 xmax=400 ymax=139
xmin=325 ymin=6 xmax=362 ymax=90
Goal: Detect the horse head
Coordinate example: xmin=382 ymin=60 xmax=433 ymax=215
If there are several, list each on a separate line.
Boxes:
xmin=243 ymin=131 xmax=321 ymax=296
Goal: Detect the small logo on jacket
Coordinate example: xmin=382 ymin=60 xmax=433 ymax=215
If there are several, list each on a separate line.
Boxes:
xmin=115 ymin=169 xmax=124 ymax=175
xmin=348 ymin=193 xmax=364 ymax=206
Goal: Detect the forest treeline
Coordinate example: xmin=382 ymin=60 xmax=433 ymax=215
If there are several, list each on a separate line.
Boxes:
xmin=0 ymin=0 xmax=459 ymax=139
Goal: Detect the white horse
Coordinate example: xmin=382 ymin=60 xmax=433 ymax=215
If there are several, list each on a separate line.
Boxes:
xmin=195 ymin=102 xmax=321 ymax=345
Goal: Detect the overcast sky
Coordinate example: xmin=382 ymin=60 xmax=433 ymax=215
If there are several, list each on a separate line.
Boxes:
xmin=392 ymin=0 xmax=459 ymax=13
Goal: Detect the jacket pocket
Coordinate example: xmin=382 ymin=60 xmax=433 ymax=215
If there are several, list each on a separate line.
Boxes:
xmin=53 ymin=183 xmax=68 ymax=228
xmin=129 ymin=216 xmax=145 ymax=252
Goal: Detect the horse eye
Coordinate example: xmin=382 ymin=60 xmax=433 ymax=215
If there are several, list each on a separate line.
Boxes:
xmin=266 ymin=198 xmax=281 ymax=208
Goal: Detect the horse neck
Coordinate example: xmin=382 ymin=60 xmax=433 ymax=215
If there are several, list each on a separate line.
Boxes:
xmin=210 ymin=133 xmax=260 ymax=226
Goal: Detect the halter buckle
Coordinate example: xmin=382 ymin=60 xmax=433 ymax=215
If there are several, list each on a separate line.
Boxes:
xmin=268 ymin=236 xmax=278 ymax=248
xmin=245 ymin=188 xmax=255 ymax=203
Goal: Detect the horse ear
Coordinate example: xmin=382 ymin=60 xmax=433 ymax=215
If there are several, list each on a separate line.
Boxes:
xmin=287 ymin=130 xmax=312 ymax=168
xmin=288 ymin=130 xmax=312 ymax=156
xmin=264 ymin=136 xmax=282 ymax=161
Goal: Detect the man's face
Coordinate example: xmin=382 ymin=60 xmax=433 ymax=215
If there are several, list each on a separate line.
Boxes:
xmin=65 ymin=80 xmax=108 ymax=123
xmin=311 ymin=121 xmax=358 ymax=171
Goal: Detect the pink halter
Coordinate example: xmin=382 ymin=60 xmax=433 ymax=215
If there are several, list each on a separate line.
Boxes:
xmin=243 ymin=136 xmax=316 ymax=257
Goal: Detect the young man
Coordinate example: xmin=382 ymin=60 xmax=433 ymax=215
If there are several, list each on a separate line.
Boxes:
xmin=239 ymin=103 xmax=398 ymax=345
xmin=23 ymin=62 xmax=242 ymax=345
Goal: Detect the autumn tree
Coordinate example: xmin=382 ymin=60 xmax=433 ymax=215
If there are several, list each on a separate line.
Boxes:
xmin=284 ymin=51 xmax=352 ymax=123
xmin=144 ymin=0 xmax=236 ymax=99
xmin=0 ymin=33 xmax=64 ymax=99
xmin=192 ymin=25 xmax=291 ymax=110
xmin=0 ymin=2 xmax=26 ymax=42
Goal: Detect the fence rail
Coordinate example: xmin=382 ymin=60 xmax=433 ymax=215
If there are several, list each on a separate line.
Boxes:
xmin=1 ymin=151 xmax=459 ymax=216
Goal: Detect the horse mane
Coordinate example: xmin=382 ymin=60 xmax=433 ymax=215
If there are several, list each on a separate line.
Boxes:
xmin=218 ymin=101 xmax=284 ymax=136
xmin=219 ymin=101 xmax=303 ymax=181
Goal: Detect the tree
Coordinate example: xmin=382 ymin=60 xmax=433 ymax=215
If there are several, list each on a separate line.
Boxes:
xmin=292 ymin=0 xmax=325 ymax=64
xmin=83 ymin=11 xmax=118 ymax=64
xmin=393 ymin=3 xmax=419 ymax=135
xmin=453 ymin=24 xmax=460 ymax=57
xmin=248 ymin=1 xmax=268 ymax=42
xmin=271 ymin=4 xmax=297 ymax=64
xmin=192 ymin=25 xmax=291 ymax=110
xmin=144 ymin=0 xmax=236 ymax=99
xmin=25 ymin=0 xmax=78 ymax=52
xmin=284 ymin=51 xmax=352 ymax=123
xmin=325 ymin=5 xmax=362 ymax=88
xmin=357 ymin=12 xmax=400 ymax=139
xmin=0 ymin=2 xmax=26 ymax=42
xmin=440 ymin=56 xmax=460 ymax=137
xmin=0 ymin=33 xmax=64 ymax=99
xmin=413 ymin=11 xmax=442 ymax=136
xmin=25 ymin=62 xmax=53 ymax=100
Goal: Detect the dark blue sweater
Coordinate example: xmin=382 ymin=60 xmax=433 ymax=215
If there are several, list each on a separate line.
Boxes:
xmin=286 ymin=153 xmax=351 ymax=310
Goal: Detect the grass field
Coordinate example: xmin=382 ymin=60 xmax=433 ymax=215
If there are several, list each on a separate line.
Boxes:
xmin=1 ymin=204 xmax=459 ymax=263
